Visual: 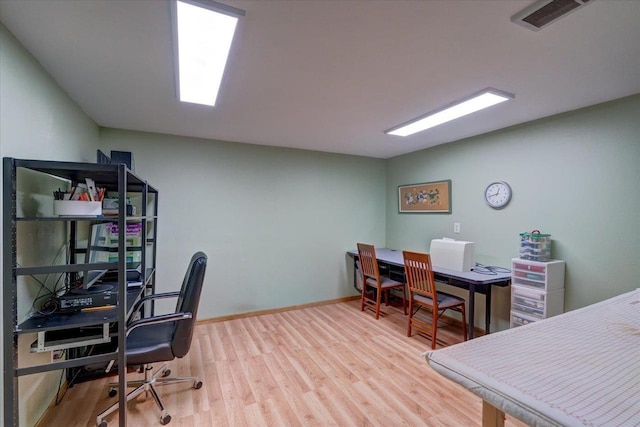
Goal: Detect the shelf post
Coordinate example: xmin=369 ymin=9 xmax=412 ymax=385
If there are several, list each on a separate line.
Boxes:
xmin=117 ymin=163 xmax=128 ymax=426
xmin=3 ymin=157 xmax=19 ymax=426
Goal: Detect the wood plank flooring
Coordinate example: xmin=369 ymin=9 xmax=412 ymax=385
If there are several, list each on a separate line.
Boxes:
xmin=42 ymin=300 xmax=528 ymax=426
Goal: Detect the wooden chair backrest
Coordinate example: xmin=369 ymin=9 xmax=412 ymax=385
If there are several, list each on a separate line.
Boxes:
xmin=403 ymin=251 xmax=437 ymax=300
xmin=357 ymin=243 xmax=380 ymax=283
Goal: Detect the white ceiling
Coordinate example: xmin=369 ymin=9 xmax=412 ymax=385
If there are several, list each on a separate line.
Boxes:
xmin=1 ymin=0 xmax=639 ymax=159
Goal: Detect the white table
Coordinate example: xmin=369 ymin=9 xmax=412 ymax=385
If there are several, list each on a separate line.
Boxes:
xmin=425 ymin=289 xmax=640 ymax=427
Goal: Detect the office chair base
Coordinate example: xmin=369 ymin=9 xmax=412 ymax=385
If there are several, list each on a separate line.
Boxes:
xmin=96 ymin=363 xmax=202 ymax=426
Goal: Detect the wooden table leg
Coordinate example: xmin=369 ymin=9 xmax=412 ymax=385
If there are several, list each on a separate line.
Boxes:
xmin=482 ymin=400 xmax=505 ymax=427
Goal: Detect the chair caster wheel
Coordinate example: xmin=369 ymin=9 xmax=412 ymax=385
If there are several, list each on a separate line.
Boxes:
xmin=98 ymin=420 xmax=108 ymax=427
xmin=162 ymin=369 xmax=171 ymax=377
xmin=160 ymin=413 xmax=171 ymax=425
xmin=194 ymin=380 xmax=203 ymax=389
xmin=108 ymin=388 xmax=117 ymax=398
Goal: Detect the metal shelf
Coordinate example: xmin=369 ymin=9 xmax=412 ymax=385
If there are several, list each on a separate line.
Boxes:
xmin=15 ymin=215 xmax=158 ymax=222
xmin=3 ymin=157 xmax=159 ymax=427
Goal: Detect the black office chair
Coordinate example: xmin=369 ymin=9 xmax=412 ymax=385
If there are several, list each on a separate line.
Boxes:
xmin=96 ymin=252 xmax=208 ymax=427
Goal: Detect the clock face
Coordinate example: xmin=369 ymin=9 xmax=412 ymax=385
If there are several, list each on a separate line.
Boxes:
xmin=485 ymin=181 xmax=512 ymax=209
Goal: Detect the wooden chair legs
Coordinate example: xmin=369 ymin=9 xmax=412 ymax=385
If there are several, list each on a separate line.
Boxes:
xmin=361 ymin=284 xmax=406 ymax=319
xmin=407 ymin=303 xmax=468 ymax=349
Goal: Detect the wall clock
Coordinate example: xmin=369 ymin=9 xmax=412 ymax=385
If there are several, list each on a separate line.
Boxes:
xmin=484 ymin=181 xmax=512 ymax=209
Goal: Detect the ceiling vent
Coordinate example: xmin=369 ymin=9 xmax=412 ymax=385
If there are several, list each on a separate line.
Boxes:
xmin=511 ymin=0 xmax=595 ymax=31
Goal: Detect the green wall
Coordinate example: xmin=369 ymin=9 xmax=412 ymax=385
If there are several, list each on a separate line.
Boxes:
xmin=0 ymin=23 xmax=100 ymax=427
xmin=386 ymin=95 xmax=640 ymax=331
xmin=0 ymin=26 xmax=99 ymax=162
xmin=98 ymin=129 xmax=386 ymax=318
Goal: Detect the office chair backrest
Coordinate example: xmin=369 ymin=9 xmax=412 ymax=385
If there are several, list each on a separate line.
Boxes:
xmin=403 ymin=251 xmax=437 ymax=299
xmin=172 ymin=251 xmax=208 ymax=358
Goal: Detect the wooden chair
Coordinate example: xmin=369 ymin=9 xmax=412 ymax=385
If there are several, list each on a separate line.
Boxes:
xmin=402 ymin=250 xmax=467 ymax=349
xmin=357 ymin=243 xmax=407 ymax=319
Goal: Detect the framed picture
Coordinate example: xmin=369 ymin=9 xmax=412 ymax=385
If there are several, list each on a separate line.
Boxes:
xmin=398 ymin=180 xmax=451 ymax=213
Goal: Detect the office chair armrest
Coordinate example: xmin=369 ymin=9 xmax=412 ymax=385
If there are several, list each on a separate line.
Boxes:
xmin=126 ymin=312 xmax=192 ymax=336
xmin=104 ymin=312 xmax=192 ymax=373
xmin=131 ymin=291 xmax=181 ymax=314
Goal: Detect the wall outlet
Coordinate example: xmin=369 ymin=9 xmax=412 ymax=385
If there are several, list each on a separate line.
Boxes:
xmin=454 ymin=223 xmax=461 ymax=234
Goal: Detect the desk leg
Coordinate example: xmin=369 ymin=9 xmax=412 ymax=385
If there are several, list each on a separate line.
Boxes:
xmin=468 ymin=284 xmax=476 ymax=339
xmin=482 ymin=401 xmax=505 ymax=427
xmin=352 ymin=257 xmax=360 ymax=292
xmin=485 ymin=285 xmax=492 ymax=334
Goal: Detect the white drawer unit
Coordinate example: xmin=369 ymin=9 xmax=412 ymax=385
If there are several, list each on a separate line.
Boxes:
xmin=511 ymin=258 xmax=565 ymax=327
xmin=512 ymin=258 xmax=565 ymax=291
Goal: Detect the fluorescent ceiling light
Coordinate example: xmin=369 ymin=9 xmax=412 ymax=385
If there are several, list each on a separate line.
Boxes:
xmin=386 ymin=88 xmax=515 ymax=137
xmin=172 ymin=0 xmax=245 ymax=107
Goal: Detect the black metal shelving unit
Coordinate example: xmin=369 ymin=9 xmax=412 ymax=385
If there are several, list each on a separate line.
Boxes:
xmin=2 ymin=157 xmax=158 ymax=426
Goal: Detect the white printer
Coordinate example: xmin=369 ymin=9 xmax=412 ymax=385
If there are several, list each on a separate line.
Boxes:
xmin=429 ymin=238 xmax=475 ymax=272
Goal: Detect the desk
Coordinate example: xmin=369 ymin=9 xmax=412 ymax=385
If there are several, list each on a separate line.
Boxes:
xmin=425 ymin=289 xmax=640 ymax=427
xmin=347 ymin=248 xmax=511 ymax=338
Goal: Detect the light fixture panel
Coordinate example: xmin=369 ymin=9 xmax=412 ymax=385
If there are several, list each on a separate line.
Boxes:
xmin=385 ymin=88 xmax=514 ymax=137
xmin=171 ymin=0 xmax=245 ymax=107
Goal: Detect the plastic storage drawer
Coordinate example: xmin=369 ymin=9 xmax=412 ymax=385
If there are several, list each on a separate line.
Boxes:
xmin=511 ymin=285 xmax=564 ymax=319
xmin=510 ymin=310 xmax=540 ymax=328
xmin=511 ymin=259 xmax=565 ymax=292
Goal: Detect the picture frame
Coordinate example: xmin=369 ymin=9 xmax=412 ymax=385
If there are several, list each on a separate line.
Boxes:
xmin=398 ymin=180 xmax=451 ymax=213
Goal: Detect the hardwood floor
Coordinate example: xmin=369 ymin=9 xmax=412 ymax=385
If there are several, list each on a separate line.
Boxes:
xmin=43 ymin=300 xmax=528 ymax=426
